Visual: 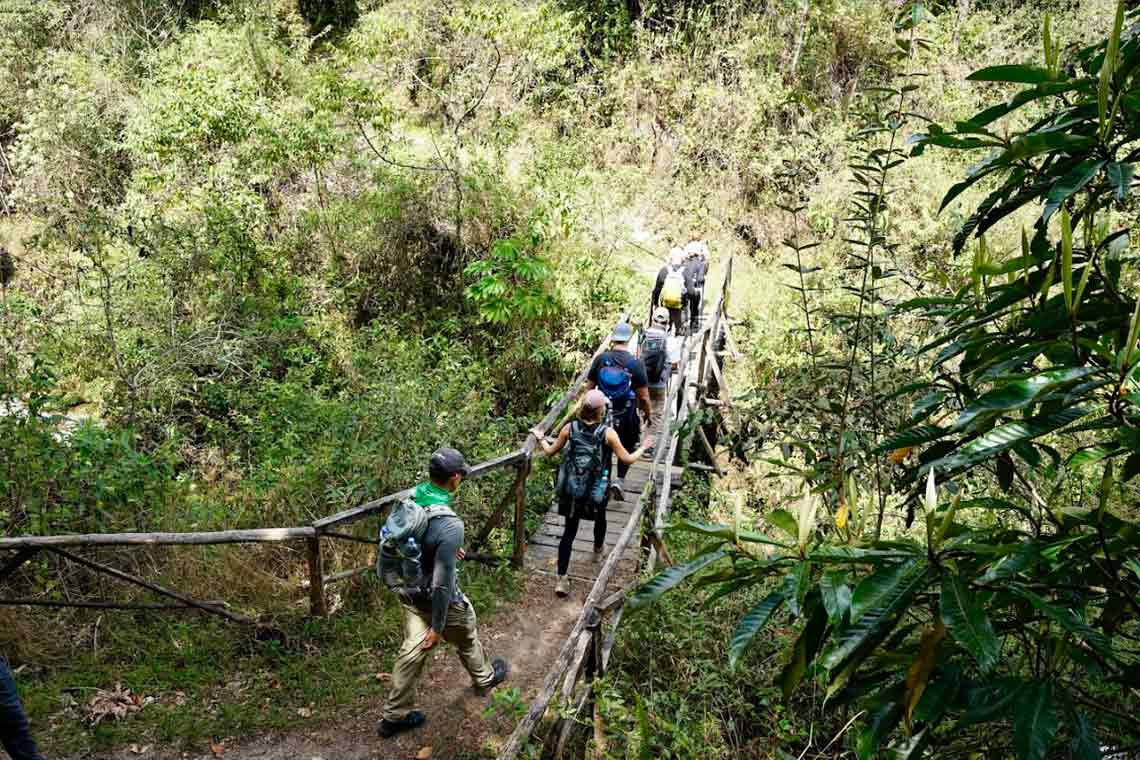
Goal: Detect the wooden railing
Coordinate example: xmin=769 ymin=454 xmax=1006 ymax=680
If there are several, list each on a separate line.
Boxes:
xmin=497 ymin=256 xmax=735 ymax=760
xmin=0 ymin=314 xmax=627 ymax=621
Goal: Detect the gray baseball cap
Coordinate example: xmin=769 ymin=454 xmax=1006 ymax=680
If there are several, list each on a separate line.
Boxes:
xmin=611 ymin=322 xmax=634 ymax=342
xmin=429 ymin=447 xmax=470 ymax=479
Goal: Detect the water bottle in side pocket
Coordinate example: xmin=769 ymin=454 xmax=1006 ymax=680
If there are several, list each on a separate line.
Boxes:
xmin=591 ymin=468 xmax=610 ymax=505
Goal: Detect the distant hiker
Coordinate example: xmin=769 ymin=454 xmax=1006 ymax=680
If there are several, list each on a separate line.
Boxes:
xmin=640 ymin=307 xmax=682 ymax=429
xmin=376 ymin=448 xmax=509 ymax=739
xmin=1 ymin=657 xmax=44 ymax=760
xmin=652 ymin=247 xmax=693 ymax=335
xmin=531 ymin=390 xmax=650 ymax=596
xmin=684 ymin=238 xmax=709 ymax=332
xmin=585 ymin=322 xmax=652 ymax=501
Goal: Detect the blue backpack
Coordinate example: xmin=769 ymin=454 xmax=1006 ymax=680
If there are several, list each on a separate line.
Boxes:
xmin=597 ymin=354 xmax=634 ymax=412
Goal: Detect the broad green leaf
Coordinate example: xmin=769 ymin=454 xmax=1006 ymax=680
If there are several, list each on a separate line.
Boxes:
xmin=810 ymin=545 xmax=920 ymax=563
xmin=729 ymin=591 xmax=785 ymax=669
xmin=1071 ymin=711 xmax=1102 ymax=760
xmin=967 ymin=65 xmax=1059 ymax=83
xmin=1009 ymin=586 xmax=1112 ymax=658
xmin=1107 ymin=162 xmax=1135 ymax=200
xmin=1044 ymin=160 xmax=1106 ymax=220
xmin=820 ymin=570 xmax=851 ymax=626
xmin=941 ymin=575 xmax=1000 ymax=673
xmin=873 ymin=424 xmax=950 ymax=453
xmin=924 ymin=406 xmax=1091 ymax=473
xmin=780 ymin=596 xmax=828 ymax=696
xmin=823 ymin=559 xmax=931 ymax=671
xmin=979 ymin=541 xmax=1038 ymax=583
xmin=628 ymin=550 xmax=727 ymax=609
xmin=952 ymin=368 xmax=1097 ymax=430
xmin=851 ymin=560 xmax=920 ymax=623
xmin=995 ymin=133 xmax=1096 ymax=167
xmin=1014 ymin=681 xmax=1058 ymax=760
xmin=766 ymin=509 xmax=798 ymax=541
xmin=667 ymin=518 xmax=789 ymax=547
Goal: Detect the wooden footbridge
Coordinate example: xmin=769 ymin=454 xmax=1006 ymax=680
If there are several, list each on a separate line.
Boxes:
xmin=0 ymin=257 xmax=737 ymax=758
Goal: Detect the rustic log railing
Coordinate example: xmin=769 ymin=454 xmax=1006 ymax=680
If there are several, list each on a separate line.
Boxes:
xmin=497 ymin=256 xmax=734 ymax=760
xmin=0 ymin=314 xmax=628 ymax=621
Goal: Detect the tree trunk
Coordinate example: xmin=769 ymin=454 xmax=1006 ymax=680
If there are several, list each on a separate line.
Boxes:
xmin=787 ymin=0 xmax=810 ymax=81
xmin=954 ymin=0 xmax=970 ymax=50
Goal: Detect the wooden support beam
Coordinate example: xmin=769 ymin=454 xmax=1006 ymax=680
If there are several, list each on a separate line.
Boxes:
xmin=723 ymin=323 xmax=742 ymax=360
xmin=48 ymin=548 xmax=256 ymax=626
xmin=511 ymin=459 xmax=532 ymax=569
xmin=473 ymin=462 xmax=526 ymax=552
xmin=697 ymin=426 xmax=726 ymax=477
xmin=0 ymin=548 xmax=38 ymax=581
xmin=0 ymin=598 xmax=224 ymax=611
xmin=708 ymin=353 xmax=729 ymax=403
xmin=0 ymin=528 xmax=316 ymax=550
xmin=306 ymin=537 xmax=327 ymax=617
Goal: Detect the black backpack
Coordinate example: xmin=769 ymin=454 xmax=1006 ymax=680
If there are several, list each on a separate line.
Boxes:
xmin=555 ymin=421 xmax=609 ymax=504
xmin=641 ymin=328 xmax=668 ymax=384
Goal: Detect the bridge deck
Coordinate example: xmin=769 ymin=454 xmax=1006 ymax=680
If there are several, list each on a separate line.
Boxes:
xmin=523 ymin=327 xmax=699 ymax=588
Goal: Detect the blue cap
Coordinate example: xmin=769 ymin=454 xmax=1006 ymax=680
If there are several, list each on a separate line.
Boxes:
xmin=611 ymin=323 xmax=634 ymax=342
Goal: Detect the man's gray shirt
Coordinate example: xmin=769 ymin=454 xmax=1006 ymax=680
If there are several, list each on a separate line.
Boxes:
xmin=379 ymin=514 xmax=465 ymax=632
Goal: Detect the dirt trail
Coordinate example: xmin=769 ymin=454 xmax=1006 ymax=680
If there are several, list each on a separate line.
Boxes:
xmin=85 ymin=575 xmax=580 ymax=760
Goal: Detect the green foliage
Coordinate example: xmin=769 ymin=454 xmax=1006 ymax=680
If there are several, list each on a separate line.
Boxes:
xmin=637 ymin=3 xmax=1140 ymax=758
xmin=464 ymin=232 xmax=560 ymax=325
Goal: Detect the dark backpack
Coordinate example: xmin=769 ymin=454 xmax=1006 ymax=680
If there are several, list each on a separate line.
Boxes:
xmin=641 ymin=329 xmax=668 ymax=384
xmin=555 ymin=421 xmax=609 ymax=504
xmin=596 ymin=353 xmax=634 ymax=412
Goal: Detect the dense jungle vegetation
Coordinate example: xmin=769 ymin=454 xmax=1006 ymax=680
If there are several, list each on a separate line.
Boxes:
xmin=1 ymin=0 xmax=1137 ymax=758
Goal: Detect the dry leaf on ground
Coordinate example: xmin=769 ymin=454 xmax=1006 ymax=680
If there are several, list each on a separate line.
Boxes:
xmin=86 ymin=684 xmax=143 ymax=725
xmin=416 ymin=746 xmax=432 ymax=759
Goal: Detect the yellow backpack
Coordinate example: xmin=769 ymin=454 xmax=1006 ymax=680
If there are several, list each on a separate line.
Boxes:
xmin=661 ymin=266 xmax=686 ymax=309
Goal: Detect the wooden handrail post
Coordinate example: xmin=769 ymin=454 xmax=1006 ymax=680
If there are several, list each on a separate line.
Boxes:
xmin=306 ymin=536 xmax=327 ymax=617
xmin=511 ymin=457 xmax=532 ymax=569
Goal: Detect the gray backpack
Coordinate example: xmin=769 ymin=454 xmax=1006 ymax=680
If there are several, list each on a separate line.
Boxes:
xmin=378 ymin=497 xmax=456 ymax=591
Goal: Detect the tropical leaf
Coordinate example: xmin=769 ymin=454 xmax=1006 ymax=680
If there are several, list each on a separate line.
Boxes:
xmin=1009 ymin=586 xmax=1112 ymax=658
xmin=766 ymin=509 xmax=799 ymax=542
xmin=628 ymin=550 xmax=727 ymax=609
xmin=1071 ymin=711 xmax=1102 ymax=760
xmin=923 ymin=407 xmax=1091 ymax=473
xmin=873 ymin=424 xmax=951 ymax=453
xmin=729 ymin=591 xmax=786 ymax=669
xmin=1107 ymin=161 xmax=1135 ymax=200
xmin=1014 ymin=681 xmax=1058 ymax=760
xmin=820 ymin=570 xmax=852 ymax=626
xmin=941 ymin=575 xmax=1000 ymax=673
xmin=951 ymin=368 xmax=1097 ymax=430
xmin=966 ymin=65 xmax=1060 ymax=83
xmin=851 ymin=560 xmax=922 ymax=623
xmin=822 ymin=559 xmax=931 ymax=671
xmin=780 ymin=595 xmax=828 ymax=697
xmin=667 ymin=518 xmax=789 ymax=547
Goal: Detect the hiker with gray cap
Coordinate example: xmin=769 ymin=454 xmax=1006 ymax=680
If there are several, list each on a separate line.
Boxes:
xmin=376 ymin=447 xmax=509 ymax=739
xmin=585 ymin=322 xmax=652 ymax=501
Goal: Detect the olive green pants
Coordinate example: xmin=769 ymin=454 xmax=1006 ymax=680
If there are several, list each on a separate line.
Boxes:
xmin=381 ymin=599 xmax=495 ymax=721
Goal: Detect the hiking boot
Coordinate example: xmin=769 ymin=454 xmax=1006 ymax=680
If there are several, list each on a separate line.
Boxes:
xmin=555 ymin=575 xmax=571 ymax=596
xmin=609 ymin=480 xmax=625 ymax=502
xmin=475 ymin=658 xmax=510 ymax=696
xmin=378 ymin=711 xmax=426 ymax=739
